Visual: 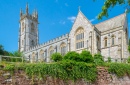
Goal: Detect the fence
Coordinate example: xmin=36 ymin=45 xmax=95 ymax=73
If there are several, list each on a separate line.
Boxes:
xmin=0 ymin=55 xmax=46 ymax=63
xmin=0 ymin=55 xmax=24 ymax=63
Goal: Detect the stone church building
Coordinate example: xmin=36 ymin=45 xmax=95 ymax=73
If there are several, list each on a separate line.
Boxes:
xmin=19 ymin=4 xmax=129 ymax=62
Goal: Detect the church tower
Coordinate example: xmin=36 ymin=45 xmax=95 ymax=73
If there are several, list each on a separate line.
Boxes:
xmin=18 ymin=4 xmax=39 ymax=52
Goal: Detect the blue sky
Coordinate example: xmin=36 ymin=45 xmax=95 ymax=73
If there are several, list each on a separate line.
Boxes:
xmin=0 ymin=0 xmax=130 ymax=52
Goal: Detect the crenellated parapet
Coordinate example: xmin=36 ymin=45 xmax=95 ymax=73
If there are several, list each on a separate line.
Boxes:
xmin=24 ymin=33 xmax=69 ymax=53
xmin=20 ymin=14 xmax=38 ymax=22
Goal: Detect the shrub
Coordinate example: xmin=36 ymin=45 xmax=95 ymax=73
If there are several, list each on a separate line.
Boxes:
xmin=107 ymin=57 xmax=111 ymax=62
xmin=127 ymin=56 xmax=130 ymax=63
xmin=80 ymin=50 xmax=94 ymax=63
xmin=51 ymin=53 xmax=63 ymax=62
xmin=108 ymin=63 xmax=130 ymax=77
xmin=128 ymin=46 xmax=130 ymax=52
xmin=93 ymin=53 xmax=104 ymax=65
xmin=64 ymin=51 xmax=80 ymax=61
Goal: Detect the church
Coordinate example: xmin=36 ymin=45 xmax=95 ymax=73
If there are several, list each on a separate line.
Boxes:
xmin=19 ymin=4 xmax=129 ymax=62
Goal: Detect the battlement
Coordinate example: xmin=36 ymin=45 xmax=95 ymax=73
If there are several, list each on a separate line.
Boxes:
xmin=20 ymin=14 xmax=38 ymax=21
xmin=24 ymin=33 xmax=69 ymax=53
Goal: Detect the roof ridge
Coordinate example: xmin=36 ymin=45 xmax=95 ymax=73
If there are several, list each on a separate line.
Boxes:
xmin=95 ymin=13 xmax=126 ymax=25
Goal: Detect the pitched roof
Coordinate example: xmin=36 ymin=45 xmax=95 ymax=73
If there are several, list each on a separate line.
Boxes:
xmin=95 ymin=13 xmax=126 ymax=32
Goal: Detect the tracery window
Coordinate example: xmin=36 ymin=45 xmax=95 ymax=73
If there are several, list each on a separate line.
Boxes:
xmin=75 ymin=27 xmax=84 ymax=49
xmin=60 ymin=42 xmax=66 ymax=56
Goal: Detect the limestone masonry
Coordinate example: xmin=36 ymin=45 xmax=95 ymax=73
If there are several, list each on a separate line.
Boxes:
xmin=18 ymin=4 xmax=129 ymax=62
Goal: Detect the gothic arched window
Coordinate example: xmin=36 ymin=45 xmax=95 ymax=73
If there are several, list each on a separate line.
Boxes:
xmin=40 ymin=50 xmax=45 ymax=62
xmin=60 ymin=42 xmax=66 ymax=56
xmin=75 ymin=27 xmax=84 ymax=49
xmin=31 ymin=23 xmax=35 ymax=32
xmin=49 ymin=46 xmax=54 ymax=56
xmin=111 ymin=35 xmax=115 ymax=46
xmin=104 ymin=37 xmax=107 ymax=47
xmin=32 ymin=52 xmax=35 ymax=63
xmin=31 ymin=40 xmax=34 ymax=46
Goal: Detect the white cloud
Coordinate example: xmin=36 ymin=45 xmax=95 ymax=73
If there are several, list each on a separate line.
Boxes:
xmin=90 ymin=19 xmax=95 ymax=22
xmin=59 ymin=21 xmax=66 ymax=25
xmin=90 ymin=16 xmax=98 ymax=22
xmin=68 ymin=16 xmax=76 ymax=23
xmin=65 ymin=3 xmax=68 ymax=7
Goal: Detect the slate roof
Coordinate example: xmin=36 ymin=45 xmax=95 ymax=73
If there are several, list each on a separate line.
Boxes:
xmin=95 ymin=13 xmax=126 ymax=32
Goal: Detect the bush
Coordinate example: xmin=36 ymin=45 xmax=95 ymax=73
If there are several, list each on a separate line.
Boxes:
xmin=127 ymin=56 xmax=130 ymax=63
xmin=128 ymin=46 xmax=130 ymax=52
xmin=64 ymin=51 xmax=80 ymax=61
xmin=80 ymin=50 xmax=94 ymax=63
xmin=107 ymin=57 xmax=111 ymax=62
xmin=108 ymin=63 xmax=130 ymax=77
xmin=93 ymin=53 xmax=104 ymax=65
xmin=51 ymin=53 xmax=63 ymax=62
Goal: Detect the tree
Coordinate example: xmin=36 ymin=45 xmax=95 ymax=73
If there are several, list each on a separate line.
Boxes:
xmin=80 ymin=50 xmax=94 ymax=63
xmin=0 ymin=44 xmax=4 ymax=55
xmin=51 ymin=53 xmax=63 ymax=62
xmin=94 ymin=0 xmax=130 ymax=19
xmin=12 ymin=51 xmax=23 ymax=57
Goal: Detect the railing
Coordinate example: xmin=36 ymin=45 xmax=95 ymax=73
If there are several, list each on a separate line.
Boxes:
xmin=0 ymin=55 xmax=24 ymax=63
xmin=0 ymin=55 xmax=47 ymax=63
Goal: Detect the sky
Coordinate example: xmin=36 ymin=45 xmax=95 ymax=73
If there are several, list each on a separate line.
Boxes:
xmin=0 ymin=0 xmax=130 ymax=52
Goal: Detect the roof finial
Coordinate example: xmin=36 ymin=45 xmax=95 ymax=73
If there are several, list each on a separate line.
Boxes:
xmin=26 ymin=3 xmax=29 ymax=15
xmin=20 ymin=8 xmax=22 ymax=16
xmin=36 ymin=10 xmax=38 ymax=18
xmin=78 ymin=6 xmax=80 ymax=11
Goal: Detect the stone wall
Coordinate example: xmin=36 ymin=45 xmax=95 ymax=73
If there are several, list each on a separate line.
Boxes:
xmin=1 ymin=67 xmax=130 ymax=85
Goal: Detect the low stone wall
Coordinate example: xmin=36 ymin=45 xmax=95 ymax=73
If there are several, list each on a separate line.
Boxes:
xmin=96 ymin=67 xmax=130 ymax=85
xmin=0 ymin=67 xmax=130 ymax=85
